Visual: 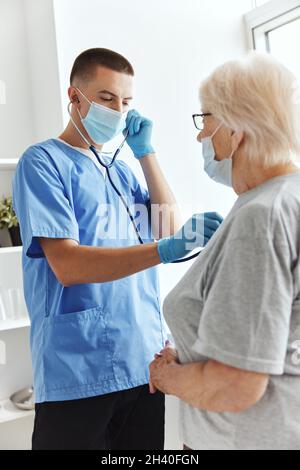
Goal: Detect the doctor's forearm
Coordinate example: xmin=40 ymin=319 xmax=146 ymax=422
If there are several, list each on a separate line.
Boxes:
xmin=41 ymin=239 xmax=161 ymax=286
xmin=139 ymin=154 xmax=182 ymax=238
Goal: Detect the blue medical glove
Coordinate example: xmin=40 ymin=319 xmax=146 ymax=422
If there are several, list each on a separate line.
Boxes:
xmin=157 ymin=212 xmax=223 ymax=264
xmin=124 ymin=109 xmax=155 ymax=159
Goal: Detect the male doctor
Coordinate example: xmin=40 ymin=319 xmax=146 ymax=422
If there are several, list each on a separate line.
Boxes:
xmin=13 ymin=48 xmax=222 ymax=450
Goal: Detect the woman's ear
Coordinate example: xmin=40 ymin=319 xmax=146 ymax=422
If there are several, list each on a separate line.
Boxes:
xmin=231 ymin=131 xmax=244 ymax=152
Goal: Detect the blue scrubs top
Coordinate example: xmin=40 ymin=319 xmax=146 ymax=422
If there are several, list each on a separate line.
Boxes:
xmin=13 ymin=139 xmax=168 ymax=403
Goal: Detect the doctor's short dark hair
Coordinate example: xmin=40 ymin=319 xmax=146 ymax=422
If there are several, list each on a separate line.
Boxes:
xmin=70 ymin=48 xmax=135 ymax=85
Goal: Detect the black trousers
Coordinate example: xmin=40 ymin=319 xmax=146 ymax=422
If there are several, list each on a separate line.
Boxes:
xmin=32 ymin=385 xmax=165 ymax=450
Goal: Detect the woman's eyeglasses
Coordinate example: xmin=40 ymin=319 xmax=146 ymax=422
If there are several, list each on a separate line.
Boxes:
xmin=192 ymin=113 xmax=212 ymax=131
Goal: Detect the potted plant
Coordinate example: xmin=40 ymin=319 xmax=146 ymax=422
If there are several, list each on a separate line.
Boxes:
xmin=0 ymin=197 xmax=22 ymax=246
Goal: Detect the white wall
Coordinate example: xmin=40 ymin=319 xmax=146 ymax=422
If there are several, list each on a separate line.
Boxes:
xmin=23 ymin=0 xmax=63 ymax=142
xmin=0 ymin=0 xmax=34 ymax=159
xmin=53 ymin=0 xmax=252 ymax=449
xmin=0 ymin=0 xmax=64 ymax=162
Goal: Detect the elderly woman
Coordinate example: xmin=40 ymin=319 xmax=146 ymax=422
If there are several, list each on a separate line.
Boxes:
xmin=149 ymin=53 xmax=300 ymax=450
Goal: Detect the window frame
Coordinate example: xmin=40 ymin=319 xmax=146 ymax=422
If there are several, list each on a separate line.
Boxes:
xmin=244 ymin=0 xmax=300 ymax=51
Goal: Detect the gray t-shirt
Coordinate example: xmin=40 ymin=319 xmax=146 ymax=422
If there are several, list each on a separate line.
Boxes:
xmin=163 ymin=172 xmax=300 ymax=450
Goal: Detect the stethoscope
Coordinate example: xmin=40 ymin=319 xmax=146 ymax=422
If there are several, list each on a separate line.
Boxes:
xmin=68 ymin=102 xmax=202 ymax=263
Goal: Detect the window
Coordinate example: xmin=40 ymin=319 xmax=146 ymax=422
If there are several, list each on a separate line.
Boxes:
xmin=267 ymin=17 xmax=300 ymax=79
xmin=254 ymin=0 xmax=271 ymax=6
xmin=245 ymin=0 xmax=300 ymax=80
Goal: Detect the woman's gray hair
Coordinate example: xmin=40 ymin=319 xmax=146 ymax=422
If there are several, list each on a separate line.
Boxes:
xmin=200 ymin=52 xmax=300 ymax=167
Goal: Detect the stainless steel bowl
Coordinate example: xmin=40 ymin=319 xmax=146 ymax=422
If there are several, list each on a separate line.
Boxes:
xmin=10 ymin=387 xmax=35 ymax=410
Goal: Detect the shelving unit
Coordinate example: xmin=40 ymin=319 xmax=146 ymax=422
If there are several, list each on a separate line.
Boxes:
xmin=0 ymin=158 xmax=19 ymax=248
xmin=0 ymin=247 xmax=29 ymax=332
xmin=0 ymin=399 xmax=34 ymax=425
xmin=0 ymin=157 xmax=33 ymax=438
xmin=0 ymin=247 xmax=22 ymax=254
xmin=0 ymin=317 xmax=30 ymax=332
xmin=0 ymin=159 xmax=19 ymax=171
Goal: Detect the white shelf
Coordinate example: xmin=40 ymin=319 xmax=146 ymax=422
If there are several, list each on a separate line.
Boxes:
xmin=0 ymin=398 xmax=34 ymax=424
xmin=0 ymin=317 xmax=30 ymax=332
xmin=0 ymin=246 xmax=22 ymax=254
xmin=0 ymin=159 xmax=19 ymax=171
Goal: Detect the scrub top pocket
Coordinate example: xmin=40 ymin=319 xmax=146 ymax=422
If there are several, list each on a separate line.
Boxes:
xmin=43 ymin=306 xmax=114 ymax=395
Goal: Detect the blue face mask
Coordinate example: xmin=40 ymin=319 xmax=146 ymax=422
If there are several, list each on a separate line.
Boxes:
xmin=201 ymin=123 xmax=233 ymax=188
xmin=76 ymin=88 xmax=128 ymax=144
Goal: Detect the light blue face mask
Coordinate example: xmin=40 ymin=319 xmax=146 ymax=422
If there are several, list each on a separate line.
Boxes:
xmin=201 ymin=123 xmax=233 ymax=188
xmin=76 ymin=88 xmax=128 ymax=144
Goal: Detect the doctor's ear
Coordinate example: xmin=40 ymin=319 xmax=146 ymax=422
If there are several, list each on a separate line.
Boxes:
xmin=231 ymin=131 xmax=244 ymax=152
xmin=68 ymin=86 xmax=80 ymax=104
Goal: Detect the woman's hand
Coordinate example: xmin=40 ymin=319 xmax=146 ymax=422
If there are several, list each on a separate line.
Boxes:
xmin=149 ymin=341 xmax=179 ymax=394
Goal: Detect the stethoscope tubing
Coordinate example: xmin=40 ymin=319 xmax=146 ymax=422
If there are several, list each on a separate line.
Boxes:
xmin=68 ymin=102 xmax=202 ymax=263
